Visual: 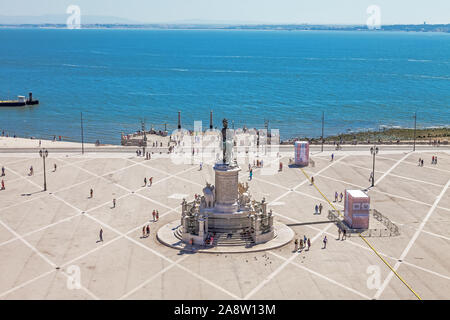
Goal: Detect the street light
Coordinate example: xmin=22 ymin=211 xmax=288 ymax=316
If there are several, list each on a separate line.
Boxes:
xmin=370 ymin=145 xmax=379 ymax=187
xmin=39 ymin=148 xmax=48 ymax=191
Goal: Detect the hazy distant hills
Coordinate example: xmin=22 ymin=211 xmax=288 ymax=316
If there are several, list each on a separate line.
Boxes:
xmin=0 ymin=14 xmax=142 ymax=25
xmin=0 ymin=15 xmax=448 ymax=32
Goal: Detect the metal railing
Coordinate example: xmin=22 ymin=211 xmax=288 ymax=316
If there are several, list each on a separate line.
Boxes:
xmin=328 ymin=209 xmax=399 ymax=237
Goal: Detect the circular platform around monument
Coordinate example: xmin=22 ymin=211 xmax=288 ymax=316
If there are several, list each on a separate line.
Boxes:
xmin=156 ymin=221 xmax=294 ymax=254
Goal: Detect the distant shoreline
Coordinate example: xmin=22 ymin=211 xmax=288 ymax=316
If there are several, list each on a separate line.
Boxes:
xmin=2 ymin=126 xmax=448 ymax=147
xmin=287 ymin=127 xmax=449 ymax=145
xmin=0 ymin=23 xmax=449 ymax=33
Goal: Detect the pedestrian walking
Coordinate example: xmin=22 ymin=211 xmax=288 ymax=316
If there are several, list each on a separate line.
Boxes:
xmin=318 ymin=203 xmax=323 ymax=214
xmin=299 ymin=239 xmax=303 ymax=250
xmin=338 ymin=228 xmax=341 ymax=240
xmin=54 ymin=163 xmax=57 ymax=172
xmin=435 ymin=156 xmax=438 ymax=164
xmin=90 ymin=188 xmax=93 ymax=198
xmin=294 ymin=239 xmax=298 ymax=252
xmin=144 ymin=177 xmax=147 ymax=186
xmin=418 ymin=158 xmax=421 ymax=166
xmin=421 ymin=159 xmax=424 ymax=167
xmin=99 ymin=228 xmax=103 ymax=242
xmin=156 ymin=210 xmax=159 ymax=221
xmin=340 ymin=192 xmax=343 ymax=202
xmin=199 ymin=162 xmax=203 ymax=170
xmin=146 ymin=225 xmax=150 ymax=236
xmin=334 ymin=191 xmax=338 ymax=202
xmin=142 ymin=226 xmax=146 ymax=237
xmin=303 ymin=235 xmax=307 ymax=244
xmin=342 ymin=229 xmax=347 ymax=240
xmin=149 ymin=177 xmax=153 ymax=186
xmin=323 ymin=236 xmax=327 ymax=249
xmin=1 ymin=166 xmax=5 ymax=177
xmin=314 ymin=204 xmax=319 ymax=214
xmin=331 ymin=153 xmax=334 ymax=161
xmin=307 ymin=238 xmax=311 ymax=251
xmin=113 ymin=198 xmax=116 ymax=208
xmin=29 ymin=166 xmax=34 ymax=176
xmin=1 ymin=179 xmax=4 ymax=190
xmin=249 ymin=169 xmax=253 ymax=181
xmin=152 ymin=210 xmax=156 ymax=222
xmin=432 ymin=156 xmax=435 ymax=164
xmin=311 ymin=176 xmax=314 ymax=185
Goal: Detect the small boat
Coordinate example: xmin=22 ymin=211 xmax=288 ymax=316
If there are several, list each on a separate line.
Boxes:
xmin=0 ymin=92 xmax=39 ymax=107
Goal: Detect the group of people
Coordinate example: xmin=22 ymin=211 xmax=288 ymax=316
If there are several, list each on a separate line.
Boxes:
xmin=337 ymin=228 xmax=347 ymax=240
xmin=135 ymin=149 xmax=153 ymax=160
xmin=334 ymin=191 xmax=344 ymax=202
xmin=142 ymin=225 xmax=151 ymax=238
xmin=431 ymin=156 xmax=438 ymax=165
xmin=314 ymin=203 xmax=323 ymax=215
xmin=418 ymin=158 xmax=425 ymax=167
xmin=418 ymin=155 xmax=439 ymax=166
xmin=294 ymin=235 xmax=312 ymax=252
xmin=152 ymin=209 xmax=160 ymax=222
xmin=143 ymin=177 xmax=154 ymax=187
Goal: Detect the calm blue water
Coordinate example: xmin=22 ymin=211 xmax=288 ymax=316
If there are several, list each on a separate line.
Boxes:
xmin=0 ymin=29 xmax=449 ymax=144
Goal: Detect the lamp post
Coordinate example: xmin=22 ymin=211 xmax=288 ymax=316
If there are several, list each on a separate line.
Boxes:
xmin=321 ymin=111 xmax=324 ymax=152
xmin=413 ymin=112 xmax=417 ymax=152
xmin=80 ymin=112 xmax=84 ymax=155
xmin=39 ymin=148 xmax=48 ymax=191
xmin=141 ymin=119 xmax=146 ymax=156
xmin=370 ymin=145 xmax=379 ymax=187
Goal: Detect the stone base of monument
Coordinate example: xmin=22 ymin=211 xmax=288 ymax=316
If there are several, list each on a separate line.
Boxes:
xmin=157 ymin=220 xmax=294 ymax=254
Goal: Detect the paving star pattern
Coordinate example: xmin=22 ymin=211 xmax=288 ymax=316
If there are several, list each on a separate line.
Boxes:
xmin=0 ymin=148 xmax=449 ymax=300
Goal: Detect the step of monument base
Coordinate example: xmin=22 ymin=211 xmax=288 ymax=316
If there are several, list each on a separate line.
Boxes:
xmin=158 ymin=220 xmax=294 ymax=254
xmin=174 ymin=227 xmax=268 ymax=246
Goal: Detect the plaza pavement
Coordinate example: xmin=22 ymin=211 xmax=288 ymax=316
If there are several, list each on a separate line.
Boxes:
xmin=0 ymin=146 xmax=449 ymax=300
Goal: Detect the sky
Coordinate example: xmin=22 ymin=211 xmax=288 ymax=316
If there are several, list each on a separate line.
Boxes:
xmin=0 ymin=0 xmax=449 ymax=24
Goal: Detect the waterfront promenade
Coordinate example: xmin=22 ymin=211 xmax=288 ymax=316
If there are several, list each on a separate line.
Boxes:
xmin=0 ymin=138 xmax=449 ymax=300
